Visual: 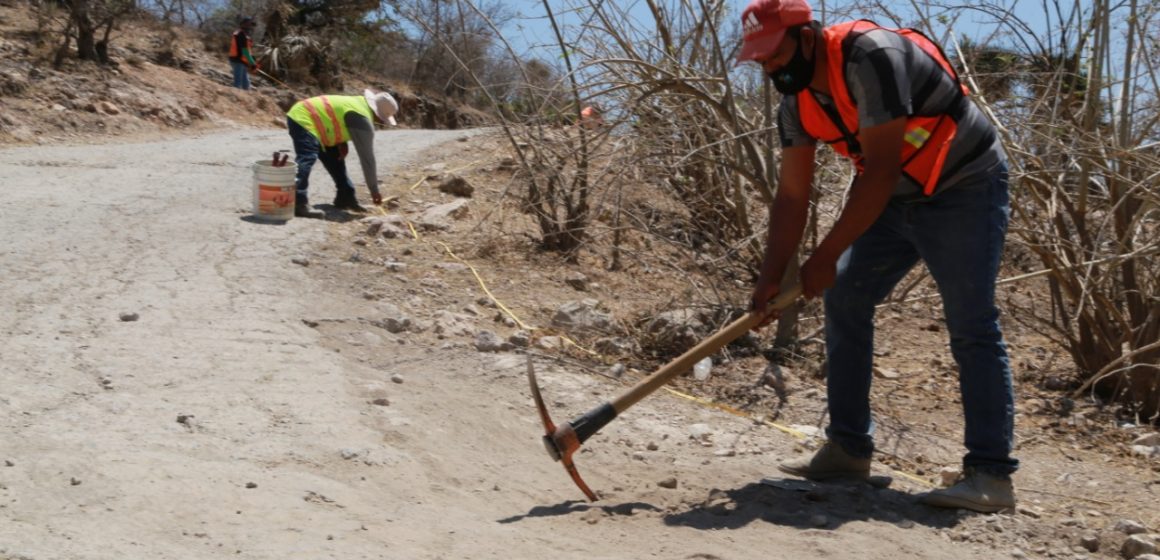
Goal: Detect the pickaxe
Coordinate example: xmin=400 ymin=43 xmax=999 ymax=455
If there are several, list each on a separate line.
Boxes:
xmin=528 ymin=285 xmax=802 ymax=500
xmin=256 ymin=68 xmax=291 ymax=89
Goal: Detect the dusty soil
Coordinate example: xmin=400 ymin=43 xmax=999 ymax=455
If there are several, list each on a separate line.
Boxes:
xmin=0 ymin=3 xmax=1158 ymax=560
xmin=1 ymin=125 xmax=1156 ymax=560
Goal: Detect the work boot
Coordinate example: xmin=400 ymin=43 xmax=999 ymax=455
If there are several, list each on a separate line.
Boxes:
xmin=333 ymin=194 xmax=366 ymax=213
xmin=295 ymin=204 xmax=325 ymax=219
xmin=919 ymin=468 xmax=1015 ymax=513
xmin=778 ymin=442 xmax=871 ymax=481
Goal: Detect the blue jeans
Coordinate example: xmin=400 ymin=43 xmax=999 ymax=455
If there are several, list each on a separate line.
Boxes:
xmin=230 ymin=60 xmax=251 ymax=90
xmin=823 ymin=164 xmax=1018 ymax=476
xmin=286 ymin=117 xmax=356 ymax=207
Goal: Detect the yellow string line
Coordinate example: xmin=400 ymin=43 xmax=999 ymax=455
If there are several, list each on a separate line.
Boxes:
xmin=662 ymin=387 xmax=809 ymax=440
xmin=430 ymin=241 xmax=598 ymax=355
xmin=561 ymin=336 xmax=600 ymax=356
xmin=379 ymin=222 xmax=601 ymax=356
xmin=434 ymin=241 xmax=534 ymax=331
xmin=375 ymin=196 xmax=934 ymax=488
xmin=376 ymin=168 xmax=937 ymax=486
xmin=448 ymin=159 xmax=484 ymax=174
xmin=891 ymin=470 xmax=935 ymax=487
xmin=407 ymin=177 xmax=427 ymax=192
xmin=662 ymin=386 xmax=935 ymax=487
xmin=415 ymin=221 xmax=932 ymax=485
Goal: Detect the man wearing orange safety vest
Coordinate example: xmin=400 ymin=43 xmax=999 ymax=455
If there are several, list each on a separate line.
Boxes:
xmin=286 ymin=89 xmax=399 ymax=219
xmin=738 ymin=0 xmax=1017 ymax=513
xmin=228 ymin=16 xmax=258 ymax=90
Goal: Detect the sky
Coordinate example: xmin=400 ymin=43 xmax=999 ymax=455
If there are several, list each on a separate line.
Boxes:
xmin=501 ymin=0 xmax=1059 ymax=60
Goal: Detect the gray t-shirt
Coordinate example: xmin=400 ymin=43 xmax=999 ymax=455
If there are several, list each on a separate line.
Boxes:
xmin=778 ymin=26 xmax=1005 ymax=196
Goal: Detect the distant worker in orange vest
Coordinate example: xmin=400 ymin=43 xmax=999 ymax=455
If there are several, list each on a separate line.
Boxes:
xmin=228 ymin=16 xmax=258 ymax=90
xmin=737 ymin=0 xmax=1017 ymax=513
xmin=285 ymin=89 xmax=399 ymax=219
xmin=579 ymin=105 xmax=604 ymax=130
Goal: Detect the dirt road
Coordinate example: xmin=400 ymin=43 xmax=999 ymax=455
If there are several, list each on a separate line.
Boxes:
xmin=0 ymin=129 xmax=991 ymax=559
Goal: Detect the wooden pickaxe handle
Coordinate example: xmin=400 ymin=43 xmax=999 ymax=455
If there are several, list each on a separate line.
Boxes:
xmin=532 ymin=285 xmax=802 ymax=500
xmin=610 ymin=284 xmax=802 ymax=414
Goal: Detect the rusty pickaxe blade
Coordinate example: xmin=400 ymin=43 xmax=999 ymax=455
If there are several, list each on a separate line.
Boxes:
xmin=527 ymin=357 xmax=599 ymax=501
xmin=527 ymin=285 xmax=802 ymax=501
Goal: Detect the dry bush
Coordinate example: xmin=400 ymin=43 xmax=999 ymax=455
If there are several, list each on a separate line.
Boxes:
xmin=944 ymin=0 xmax=1160 ymax=420
xmin=401 ymin=0 xmax=1160 ymax=417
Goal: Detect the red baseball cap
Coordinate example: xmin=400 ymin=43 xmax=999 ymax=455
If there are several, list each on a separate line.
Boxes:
xmin=736 ymin=0 xmax=813 ymax=63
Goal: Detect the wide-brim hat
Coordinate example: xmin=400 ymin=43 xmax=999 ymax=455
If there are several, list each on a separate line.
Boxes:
xmin=364 ymin=89 xmax=398 ymax=127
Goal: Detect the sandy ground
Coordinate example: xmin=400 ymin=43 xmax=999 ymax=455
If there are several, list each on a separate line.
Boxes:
xmin=0 ymin=127 xmax=1041 ymax=560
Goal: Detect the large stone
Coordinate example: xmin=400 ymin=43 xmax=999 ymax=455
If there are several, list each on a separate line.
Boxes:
xmin=1116 ymin=520 xmax=1148 ymax=535
xmin=564 ymin=271 xmax=588 ymax=291
xmin=645 ymin=308 xmax=706 ymax=350
xmin=363 ymin=215 xmax=409 ymax=239
xmin=437 ymin=174 xmax=474 ymax=197
xmin=371 ymin=303 xmax=412 ymax=333
xmin=551 ymin=299 xmax=614 ymax=333
xmin=417 ymin=199 xmax=470 ymax=231
xmin=1121 ymin=535 xmax=1157 ymax=559
xmin=1132 ymin=432 xmax=1160 ymax=446
xmin=433 ymin=310 xmax=474 ymax=337
xmin=594 ymin=337 xmax=635 ymax=355
xmin=0 ymin=69 xmax=28 ymax=95
xmin=474 ymin=330 xmax=512 ymax=352
xmin=507 ymin=330 xmax=531 ymax=347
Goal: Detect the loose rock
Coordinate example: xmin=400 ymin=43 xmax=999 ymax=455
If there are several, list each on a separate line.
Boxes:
xmin=507 ymin=330 xmax=531 ymax=348
xmin=564 ymin=272 xmax=588 ymax=291
xmin=437 ymin=174 xmax=473 ymax=197
xmin=474 ymin=330 xmax=512 ymax=352
xmin=1115 ymin=519 xmax=1148 ymax=535
xmin=607 ymin=363 xmax=625 ymax=379
xmin=1121 ymin=535 xmax=1157 ymax=559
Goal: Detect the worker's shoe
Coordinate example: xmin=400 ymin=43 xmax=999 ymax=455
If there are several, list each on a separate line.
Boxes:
xmin=778 ymin=442 xmax=871 ymax=481
xmin=295 ymin=205 xmax=325 ymax=219
xmin=333 ymin=194 xmax=366 ymax=213
xmin=919 ymin=468 xmax=1015 ymax=513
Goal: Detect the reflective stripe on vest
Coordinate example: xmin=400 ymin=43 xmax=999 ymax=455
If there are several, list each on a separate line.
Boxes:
xmin=797 ymin=20 xmax=969 ymax=196
xmin=286 ymin=95 xmax=374 ymax=147
xmin=302 ymin=96 xmax=343 ymax=147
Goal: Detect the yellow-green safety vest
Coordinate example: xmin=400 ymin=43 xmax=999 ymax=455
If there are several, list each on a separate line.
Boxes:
xmin=286 ymin=95 xmax=374 ymax=147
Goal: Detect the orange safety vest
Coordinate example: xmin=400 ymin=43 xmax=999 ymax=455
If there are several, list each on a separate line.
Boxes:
xmin=797 ymin=20 xmax=969 ymax=196
xmin=229 ymin=30 xmax=252 ymax=60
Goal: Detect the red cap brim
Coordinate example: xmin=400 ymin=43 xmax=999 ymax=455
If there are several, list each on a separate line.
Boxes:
xmin=736 ymin=29 xmax=786 ymax=65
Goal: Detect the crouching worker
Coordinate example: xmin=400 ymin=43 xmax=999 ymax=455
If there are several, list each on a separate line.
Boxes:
xmin=286 ymin=89 xmax=399 ymax=219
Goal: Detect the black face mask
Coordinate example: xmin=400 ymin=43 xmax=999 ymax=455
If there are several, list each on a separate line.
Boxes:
xmin=769 ymin=36 xmax=815 ymax=95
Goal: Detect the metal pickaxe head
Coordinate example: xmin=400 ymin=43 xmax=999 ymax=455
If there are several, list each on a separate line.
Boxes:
xmin=523 ymin=286 xmax=803 ymax=503
xmin=527 ymin=357 xmax=618 ymax=502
